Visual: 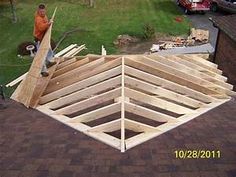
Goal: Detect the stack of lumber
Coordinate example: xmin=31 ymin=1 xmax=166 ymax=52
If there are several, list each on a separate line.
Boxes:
xmin=151 ymin=28 xmax=209 ymax=52
xmin=190 ymin=28 xmax=209 ymax=42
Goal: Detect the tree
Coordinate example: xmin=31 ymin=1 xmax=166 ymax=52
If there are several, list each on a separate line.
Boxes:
xmin=83 ymin=0 xmax=95 ymax=7
xmin=89 ymin=0 xmax=95 ymax=7
xmin=9 ymin=0 xmax=17 ymax=23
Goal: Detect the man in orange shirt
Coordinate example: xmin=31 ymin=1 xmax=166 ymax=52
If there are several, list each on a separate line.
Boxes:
xmin=34 ymin=4 xmax=55 ymax=77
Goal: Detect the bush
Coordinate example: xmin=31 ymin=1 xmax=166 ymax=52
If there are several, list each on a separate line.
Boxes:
xmin=143 ymin=23 xmax=155 ymax=40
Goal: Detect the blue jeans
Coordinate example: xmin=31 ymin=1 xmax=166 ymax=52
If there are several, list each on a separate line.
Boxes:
xmin=36 ymin=41 xmax=54 ymax=73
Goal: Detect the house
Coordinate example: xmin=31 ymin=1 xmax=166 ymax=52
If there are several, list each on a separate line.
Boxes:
xmin=1 ymin=12 xmax=236 ymax=177
xmin=1 ymin=51 xmax=236 ymax=177
xmin=211 ymin=15 xmax=236 ymax=90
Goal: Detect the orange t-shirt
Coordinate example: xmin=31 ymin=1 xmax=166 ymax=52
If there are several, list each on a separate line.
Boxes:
xmin=33 ymin=12 xmax=50 ymax=41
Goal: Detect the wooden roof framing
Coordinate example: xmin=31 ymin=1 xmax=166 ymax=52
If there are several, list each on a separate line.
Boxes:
xmin=32 ymin=54 xmax=235 ymax=152
xmin=9 ymin=10 xmax=235 ymax=151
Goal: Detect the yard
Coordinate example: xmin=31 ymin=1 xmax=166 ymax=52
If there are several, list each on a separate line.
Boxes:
xmin=0 ymin=0 xmax=190 ymax=92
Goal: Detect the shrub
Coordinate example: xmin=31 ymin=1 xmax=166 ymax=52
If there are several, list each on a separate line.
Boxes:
xmin=143 ymin=23 xmax=155 ymax=40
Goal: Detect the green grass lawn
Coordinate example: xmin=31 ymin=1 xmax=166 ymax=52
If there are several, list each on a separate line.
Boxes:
xmin=0 ymin=0 xmax=190 ymax=96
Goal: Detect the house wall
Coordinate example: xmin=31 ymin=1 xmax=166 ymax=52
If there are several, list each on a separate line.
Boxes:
xmin=214 ymin=30 xmax=236 ymax=91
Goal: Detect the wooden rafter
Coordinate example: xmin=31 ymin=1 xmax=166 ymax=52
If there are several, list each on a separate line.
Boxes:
xmin=11 ymin=50 xmax=235 ymax=152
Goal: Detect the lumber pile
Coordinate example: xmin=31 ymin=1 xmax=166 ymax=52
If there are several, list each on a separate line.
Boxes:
xmin=190 ymin=28 xmax=209 ymax=42
xmin=150 ymin=28 xmax=209 ymax=53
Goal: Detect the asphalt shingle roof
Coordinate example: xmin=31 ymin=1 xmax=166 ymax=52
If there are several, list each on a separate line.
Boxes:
xmin=211 ymin=15 xmax=236 ymax=42
xmin=0 ymin=99 xmax=236 ymax=177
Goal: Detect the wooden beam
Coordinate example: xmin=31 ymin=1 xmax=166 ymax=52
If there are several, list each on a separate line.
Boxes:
xmin=101 ymin=45 xmax=107 ymax=55
xmin=114 ymin=96 xmax=130 ymax=103
xmin=125 ymin=87 xmax=194 ymax=114
xmin=37 ymin=106 xmax=121 ymax=150
xmin=45 ymin=75 xmax=121 ymax=109
xmin=194 ymin=54 xmax=209 ymax=60
xmin=11 ymin=8 xmax=57 ymax=107
xmin=50 ymin=57 xmax=106 ymax=86
xmin=44 ymin=57 xmax=122 ymax=94
xmin=125 ymin=118 xmax=157 ymax=132
xmin=71 ymin=45 xmax=86 ymax=57
xmin=55 ymin=88 xmax=121 ymax=115
xmin=40 ymin=66 xmax=121 ymax=104
xmin=53 ymin=57 xmax=90 ymax=78
xmin=146 ymin=55 xmax=232 ymax=90
xmin=125 ymin=76 xmax=204 ymax=108
xmin=57 ymin=55 xmax=118 ymax=70
xmin=124 ymin=65 xmax=215 ymax=103
xmin=121 ymin=57 xmax=125 ymax=152
xmin=187 ymin=55 xmax=218 ymax=68
xmin=125 ymin=98 xmax=229 ymax=151
xmin=141 ymin=56 xmax=234 ymax=95
xmin=125 ymin=131 xmax=163 ymax=150
xmin=176 ymin=99 xmax=230 ymax=124
xmin=62 ymin=48 xmax=79 ymax=57
xmin=29 ymin=60 xmax=60 ymax=107
xmin=124 ymin=57 xmax=231 ymax=97
xmin=63 ymin=44 xmax=86 ymax=57
xmin=125 ymin=102 xmax=178 ymax=123
xmin=37 ymin=106 xmax=74 ymax=123
xmin=165 ymin=55 xmax=227 ymax=82
xmin=57 ymin=57 xmax=77 ymax=70
xmin=55 ymin=44 xmax=77 ymax=57
xmin=87 ymin=119 xmax=121 ymax=132
xmin=85 ymin=132 xmax=121 ymax=150
xmin=68 ymin=102 xmax=121 ymax=123
xmin=178 ymin=55 xmax=222 ymax=74
xmin=6 ymin=72 xmax=28 ymax=87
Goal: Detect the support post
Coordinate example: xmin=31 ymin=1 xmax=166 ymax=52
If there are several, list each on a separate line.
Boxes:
xmin=121 ymin=57 xmax=125 ymax=152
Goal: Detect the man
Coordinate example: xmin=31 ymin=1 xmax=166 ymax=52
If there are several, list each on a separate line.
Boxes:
xmin=33 ymin=4 xmax=56 ymax=77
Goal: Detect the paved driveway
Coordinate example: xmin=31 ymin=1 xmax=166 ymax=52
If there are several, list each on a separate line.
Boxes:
xmin=177 ymin=4 xmax=227 ymax=48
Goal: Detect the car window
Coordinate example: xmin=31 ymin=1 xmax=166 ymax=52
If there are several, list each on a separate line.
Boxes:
xmin=226 ymin=0 xmax=236 ymax=3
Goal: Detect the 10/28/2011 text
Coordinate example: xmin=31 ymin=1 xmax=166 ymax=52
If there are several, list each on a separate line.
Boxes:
xmin=174 ymin=150 xmax=221 ymax=159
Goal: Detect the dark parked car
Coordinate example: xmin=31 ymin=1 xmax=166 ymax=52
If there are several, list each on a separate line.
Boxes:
xmin=210 ymin=0 xmax=236 ymax=13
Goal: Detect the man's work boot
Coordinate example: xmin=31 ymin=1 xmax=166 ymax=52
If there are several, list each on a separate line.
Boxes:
xmin=46 ymin=61 xmax=57 ymax=68
xmin=41 ymin=71 xmax=49 ymax=77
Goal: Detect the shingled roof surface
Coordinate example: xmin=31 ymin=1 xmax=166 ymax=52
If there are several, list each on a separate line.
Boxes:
xmin=211 ymin=15 xmax=236 ymax=42
xmin=0 ymin=98 xmax=236 ymax=177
